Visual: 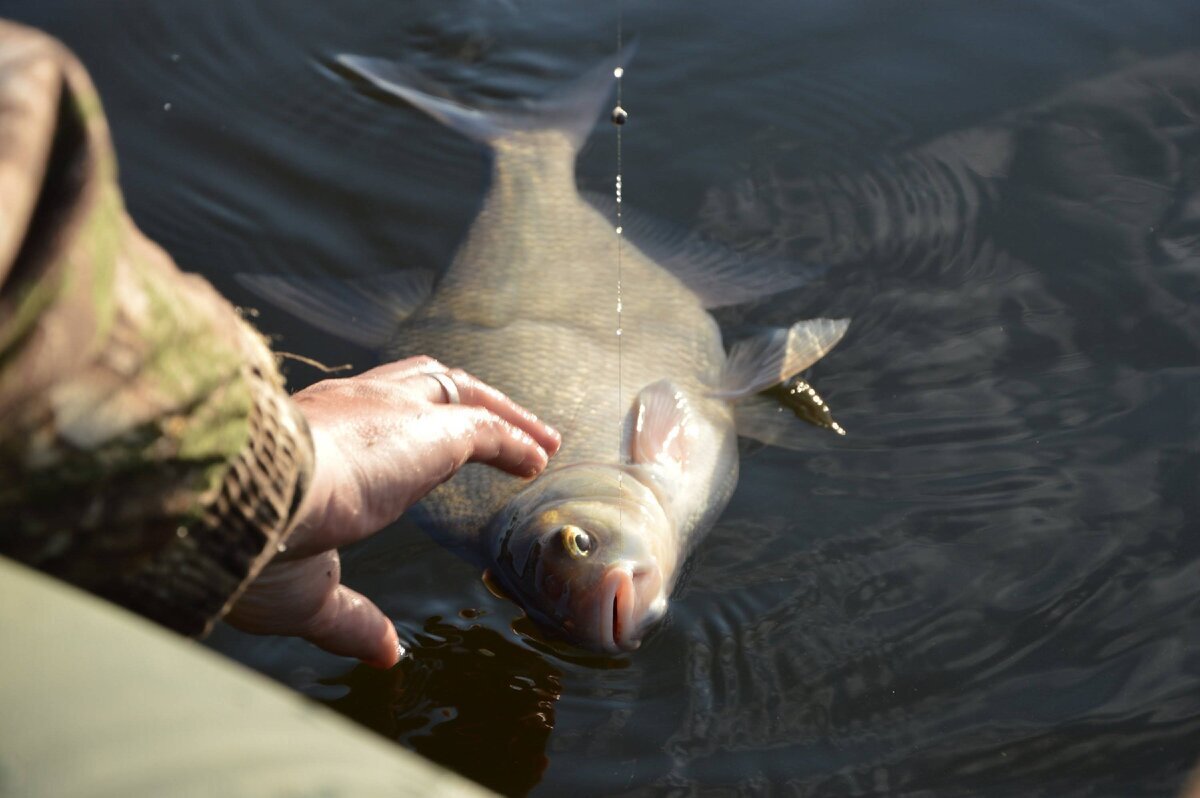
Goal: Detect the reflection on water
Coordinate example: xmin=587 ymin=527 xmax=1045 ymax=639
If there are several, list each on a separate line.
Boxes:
xmin=323 ymin=614 xmax=563 ymax=797
xmin=7 ymin=0 xmax=1200 ymax=795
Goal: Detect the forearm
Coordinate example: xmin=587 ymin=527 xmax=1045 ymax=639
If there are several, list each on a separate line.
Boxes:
xmin=0 ymin=19 xmax=313 ymax=636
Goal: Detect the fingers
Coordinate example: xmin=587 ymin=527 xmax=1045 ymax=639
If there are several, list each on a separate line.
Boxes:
xmin=228 ymin=554 xmax=402 ymax=669
xmin=288 ymin=354 xmax=564 ymax=556
xmin=363 ymin=356 xmax=562 ymax=455
xmin=302 ymin=584 xmax=402 ymax=669
xmin=225 ymin=553 xmax=340 ymax=635
xmin=419 ymin=368 xmax=562 ymax=456
xmin=430 ymin=404 xmax=551 ymax=478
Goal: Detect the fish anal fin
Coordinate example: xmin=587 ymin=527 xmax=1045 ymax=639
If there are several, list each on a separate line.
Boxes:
xmin=714 ymin=318 xmax=850 ymax=399
xmin=235 ymin=270 xmax=434 ymax=350
xmin=734 ymin=395 xmax=818 ymax=452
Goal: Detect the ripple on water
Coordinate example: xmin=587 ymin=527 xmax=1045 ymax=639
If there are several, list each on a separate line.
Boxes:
xmin=12 ymin=1 xmax=1200 ymax=794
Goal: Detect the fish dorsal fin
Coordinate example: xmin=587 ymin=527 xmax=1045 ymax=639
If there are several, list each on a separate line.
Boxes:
xmin=630 ymin=380 xmax=692 ymax=490
xmin=714 ymin=318 xmax=850 ymax=399
xmin=583 ymin=192 xmax=824 ymax=308
xmin=235 ymin=270 xmax=434 ymax=350
xmin=337 ymin=42 xmax=635 ymax=151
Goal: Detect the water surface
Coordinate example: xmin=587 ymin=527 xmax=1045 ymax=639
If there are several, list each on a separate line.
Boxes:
xmin=9 ymin=1 xmax=1200 ymax=795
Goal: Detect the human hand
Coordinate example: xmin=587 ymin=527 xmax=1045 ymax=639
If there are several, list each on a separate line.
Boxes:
xmin=225 ymin=356 xmax=561 ymax=667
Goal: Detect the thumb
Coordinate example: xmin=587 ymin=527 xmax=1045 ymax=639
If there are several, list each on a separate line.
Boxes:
xmin=302 ymin=584 xmax=402 ymax=669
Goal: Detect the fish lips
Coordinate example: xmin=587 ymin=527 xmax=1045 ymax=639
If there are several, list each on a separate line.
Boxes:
xmin=591 ymin=563 xmax=667 ymax=654
xmin=487 ymin=560 xmax=667 ymax=655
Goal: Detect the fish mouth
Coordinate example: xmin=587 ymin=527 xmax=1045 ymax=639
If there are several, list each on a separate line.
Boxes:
xmin=599 ymin=567 xmax=639 ymax=653
xmin=597 ymin=564 xmax=667 ymax=653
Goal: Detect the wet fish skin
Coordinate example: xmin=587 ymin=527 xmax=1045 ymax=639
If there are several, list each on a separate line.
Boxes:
xmin=395 ymin=124 xmax=740 ymax=651
xmin=244 ymin=51 xmax=850 ymax=653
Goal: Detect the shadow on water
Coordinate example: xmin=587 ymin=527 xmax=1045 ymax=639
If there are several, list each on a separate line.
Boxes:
xmin=322 ymin=614 xmax=564 ymax=797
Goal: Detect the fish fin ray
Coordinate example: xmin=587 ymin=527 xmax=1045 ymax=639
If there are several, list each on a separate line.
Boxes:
xmin=235 ymin=270 xmax=434 ymax=350
xmin=338 ymin=42 xmax=634 ymax=150
xmin=584 ymin=192 xmax=824 ymax=307
xmin=714 ymin=318 xmax=849 ymax=399
xmin=630 ymin=380 xmax=692 ymax=488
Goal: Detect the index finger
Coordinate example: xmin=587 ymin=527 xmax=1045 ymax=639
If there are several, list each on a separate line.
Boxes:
xmin=420 ymin=368 xmax=562 ymax=456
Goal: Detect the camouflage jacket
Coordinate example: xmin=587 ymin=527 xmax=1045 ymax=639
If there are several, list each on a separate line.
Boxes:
xmin=0 ymin=20 xmax=313 ymax=637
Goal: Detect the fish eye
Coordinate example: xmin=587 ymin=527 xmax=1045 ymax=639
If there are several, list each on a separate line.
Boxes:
xmin=560 ymin=525 xmax=594 ymax=559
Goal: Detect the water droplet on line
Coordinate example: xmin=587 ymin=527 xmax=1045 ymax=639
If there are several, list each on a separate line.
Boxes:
xmin=613 ymin=66 xmax=624 ymax=78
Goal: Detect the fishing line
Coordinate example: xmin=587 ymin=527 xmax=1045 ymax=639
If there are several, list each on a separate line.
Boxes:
xmin=613 ymin=0 xmax=627 ymax=527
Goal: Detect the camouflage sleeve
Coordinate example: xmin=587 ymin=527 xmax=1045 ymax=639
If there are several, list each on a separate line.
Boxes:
xmin=0 ymin=20 xmax=314 ymax=637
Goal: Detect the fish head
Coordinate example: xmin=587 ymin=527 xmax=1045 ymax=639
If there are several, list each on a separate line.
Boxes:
xmin=485 ymin=465 xmax=673 ymax=654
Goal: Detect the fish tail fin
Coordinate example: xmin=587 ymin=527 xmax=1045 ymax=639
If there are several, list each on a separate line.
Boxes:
xmin=337 ymin=42 xmax=634 ymax=151
xmin=713 ymin=319 xmax=850 ymax=400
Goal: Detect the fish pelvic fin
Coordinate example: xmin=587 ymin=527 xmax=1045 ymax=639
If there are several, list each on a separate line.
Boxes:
xmin=337 ymin=41 xmax=635 ymax=151
xmin=713 ymin=318 xmax=850 ymax=400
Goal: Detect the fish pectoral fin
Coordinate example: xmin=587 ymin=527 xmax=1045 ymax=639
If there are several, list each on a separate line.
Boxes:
xmin=712 ymin=318 xmax=850 ymax=400
xmin=338 ymin=41 xmax=635 ymax=150
xmin=583 ymin=191 xmax=826 ymax=308
xmin=630 ymin=380 xmax=692 ymax=481
xmin=235 ymin=270 xmax=435 ymax=350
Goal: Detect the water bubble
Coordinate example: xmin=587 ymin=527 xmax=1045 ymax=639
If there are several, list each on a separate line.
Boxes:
xmin=163 ymin=102 xmax=173 ymax=111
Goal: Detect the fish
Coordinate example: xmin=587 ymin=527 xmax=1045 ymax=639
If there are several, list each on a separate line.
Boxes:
xmin=239 ymin=48 xmax=849 ymax=654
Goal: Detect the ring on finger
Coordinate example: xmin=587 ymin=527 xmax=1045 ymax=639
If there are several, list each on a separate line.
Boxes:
xmin=429 ymin=371 xmax=462 ymax=405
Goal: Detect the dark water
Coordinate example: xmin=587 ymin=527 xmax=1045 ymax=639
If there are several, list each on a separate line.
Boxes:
xmin=9 ymin=1 xmax=1200 ymax=795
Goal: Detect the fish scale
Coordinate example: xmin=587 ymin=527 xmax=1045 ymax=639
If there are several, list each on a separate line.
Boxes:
xmin=240 ymin=49 xmax=849 ymax=651
xmin=398 ymin=132 xmax=731 ymax=543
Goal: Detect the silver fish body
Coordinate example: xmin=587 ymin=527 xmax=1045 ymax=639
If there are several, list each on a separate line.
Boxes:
xmin=243 ymin=51 xmax=850 ymax=653
xmin=398 ymin=127 xmax=740 ymax=650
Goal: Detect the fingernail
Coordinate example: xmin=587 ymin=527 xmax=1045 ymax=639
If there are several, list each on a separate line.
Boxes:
xmin=522 ymin=447 xmax=549 ymax=477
